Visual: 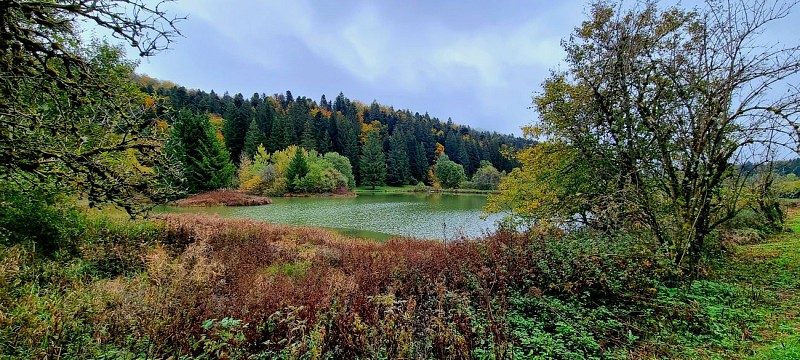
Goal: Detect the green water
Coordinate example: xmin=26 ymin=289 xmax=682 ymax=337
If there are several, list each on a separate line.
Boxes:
xmin=159 ymin=192 xmax=502 ymax=241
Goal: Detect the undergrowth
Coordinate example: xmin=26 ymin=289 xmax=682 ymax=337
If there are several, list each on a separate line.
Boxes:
xmin=1 ymin=195 xmax=799 ymax=358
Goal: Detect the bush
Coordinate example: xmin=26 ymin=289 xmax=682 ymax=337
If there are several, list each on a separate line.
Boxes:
xmin=435 ymin=154 xmax=465 ymax=189
xmin=472 ymin=161 xmax=502 ymax=190
xmin=0 ymin=185 xmax=85 ymax=256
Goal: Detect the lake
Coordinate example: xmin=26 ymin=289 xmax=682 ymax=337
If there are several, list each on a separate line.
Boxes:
xmin=159 ymin=192 xmax=503 ymax=241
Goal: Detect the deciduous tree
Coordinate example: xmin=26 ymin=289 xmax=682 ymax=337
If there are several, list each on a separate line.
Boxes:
xmin=0 ymin=0 xmax=183 ymax=215
xmin=435 ymin=154 xmax=466 ymax=189
xmin=492 ymin=0 xmax=800 ymax=269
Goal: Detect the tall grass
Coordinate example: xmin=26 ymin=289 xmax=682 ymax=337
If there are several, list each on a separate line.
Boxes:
xmin=2 ymin=206 xmax=790 ymax=358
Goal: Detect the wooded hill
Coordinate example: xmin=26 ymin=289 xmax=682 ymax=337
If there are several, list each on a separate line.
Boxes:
xmin=136 ymin=75 xmax=530 ymax=185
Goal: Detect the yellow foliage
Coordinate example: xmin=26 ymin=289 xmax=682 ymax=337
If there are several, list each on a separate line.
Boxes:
xmin=486 ymin=141 xmax=593 ymax=225
xmin=239 ymin=177 xmax=263 ymax=192
xmin=434 ymin=143 xmax=445 ymax=158
xmin=360 ymin=121 xmax=382 ymax=144
xmin=144 ymin=96 xmax=156 ymax=110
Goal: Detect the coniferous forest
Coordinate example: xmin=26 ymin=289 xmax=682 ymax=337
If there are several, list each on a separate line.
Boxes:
xmin=136 ymin=75 xmax=526 ymax=194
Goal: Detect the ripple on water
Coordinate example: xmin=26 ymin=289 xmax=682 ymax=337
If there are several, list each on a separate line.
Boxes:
xmin=171 ymin=193 xmax=503 ymax=240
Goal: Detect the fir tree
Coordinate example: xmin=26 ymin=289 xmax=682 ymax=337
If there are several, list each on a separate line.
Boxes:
xmin=243 ymin=119 xmax=267 ymax=157
xmin=360 ymin=131 xmax=386 ymax=189
xmin=337 ymin=113 xmax=360 ymax=179
xmin=285 ymin=147 xmax=309 ymax=192
xmin=171 ymin=111 xmax=235 ymax=193
xmin=300 ymin=118 xmax=316 ymax=150
xmin=222 ymin=94 xmax=253 ymax=162
xmin=386 ymin=129 xmax=411 ymax=186
xmin=414 ymin=142 xmax=429 ymax=183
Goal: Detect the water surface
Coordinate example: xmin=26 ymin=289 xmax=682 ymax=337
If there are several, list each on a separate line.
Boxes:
xmin=160 ymin=193 xmax=501 ymax=241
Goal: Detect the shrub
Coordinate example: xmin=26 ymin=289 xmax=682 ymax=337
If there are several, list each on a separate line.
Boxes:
xmin=472 ymin=161 xmax=502 ymax=190
xmin=0 ymin=185 xmax=85 ymax=256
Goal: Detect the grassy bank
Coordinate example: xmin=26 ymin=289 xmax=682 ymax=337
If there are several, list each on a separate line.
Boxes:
xmin=172 ymin=190 xmax=272 ymax=207
xmin=1 ymin=202 xmax=799 ymax=358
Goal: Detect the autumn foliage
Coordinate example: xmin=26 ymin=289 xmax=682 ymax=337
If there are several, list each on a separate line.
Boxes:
xmin=78 ymin=214 xmax=675 ymax=358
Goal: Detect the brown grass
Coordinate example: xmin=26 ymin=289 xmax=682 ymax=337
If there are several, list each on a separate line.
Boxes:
xmin=172 ymin=190 xmax=272 ymax=207
xmin=88 ymin=214 xmax=663 ymax=358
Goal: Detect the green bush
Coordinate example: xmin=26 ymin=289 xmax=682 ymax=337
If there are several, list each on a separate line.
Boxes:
xmin=0 ymin=186 xmax=85 ymax=256
xmin=472 ymin=161 xmax=502 ymax=190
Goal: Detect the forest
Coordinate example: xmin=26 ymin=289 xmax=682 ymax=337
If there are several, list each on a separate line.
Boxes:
xmin=139 ymin=76 xmax=525 ymax=195
xmin=2 ymin=0 xmax=800 ymax=359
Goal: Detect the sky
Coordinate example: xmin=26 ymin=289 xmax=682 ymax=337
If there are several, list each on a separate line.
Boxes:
xmin=127 ymin=0 xmax=587 ymax=136
xmin=123 ymin=0 xmax=799 ymax=137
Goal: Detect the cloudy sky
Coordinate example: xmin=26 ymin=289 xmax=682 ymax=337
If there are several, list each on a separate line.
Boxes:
xmin=128 ymin=0 xmax=797 ymax=136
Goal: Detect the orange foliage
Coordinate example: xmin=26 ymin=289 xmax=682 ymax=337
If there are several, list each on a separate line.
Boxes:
xmin=360 ymin=121 xmax=382 ymax=144
xmin=154 ymin=119 xmax=169 ymax=133
xmin=434 ymin=142 xmax=445 ymax=158
xmin=144 ymin=95 xmax=157 ymax=110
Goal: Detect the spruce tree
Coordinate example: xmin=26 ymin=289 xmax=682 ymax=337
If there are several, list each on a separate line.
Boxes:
xmin=171 ymin=111 xmax=235 ymax=193
xmin=414 ymin=142 xmax=429 ymax=183
xmin=386 ymin=129 xmax=411 ymax=186
xmin=254 ymin=98 xmax=275 ymax=140
xmin=300 ymin=118 xmax=316 ymax=150
xmin=285 ymin=147 xmax=309 ymax=192
xmin=337 ymin=114 xmax=360 ymax=179
xmin=360 ymin=131 xmax=386 ymax=189
xmin=222 ymin=94 xmax=253 ymax=162
xmin=243 ymin=119 xmax=268 ymax=157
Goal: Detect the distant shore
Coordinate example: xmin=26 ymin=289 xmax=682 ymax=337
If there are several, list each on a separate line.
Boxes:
xmin=171 ymin=190 xmax=272 ymax=207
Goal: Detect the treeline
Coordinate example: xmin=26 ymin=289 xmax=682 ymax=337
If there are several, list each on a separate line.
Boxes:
xmin=136 ymin=75 xmax=528 ymax=188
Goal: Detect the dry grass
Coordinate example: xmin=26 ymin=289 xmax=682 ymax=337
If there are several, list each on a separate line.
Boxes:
xmin=172 ymin=190 xmax=272 ymax=207
xmin=86 ymin=214 xmax=663 ymax=357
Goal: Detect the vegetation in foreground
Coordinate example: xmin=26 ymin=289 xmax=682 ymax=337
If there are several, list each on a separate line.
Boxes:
xmin=2 ymin=189 xmax=800 ymax=358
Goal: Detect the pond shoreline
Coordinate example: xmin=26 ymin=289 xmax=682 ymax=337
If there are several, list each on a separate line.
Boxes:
xmin=171 ymin=190 xmax=272 ymax=207
xmin=157 ymin=192 xmax=501 ymax=241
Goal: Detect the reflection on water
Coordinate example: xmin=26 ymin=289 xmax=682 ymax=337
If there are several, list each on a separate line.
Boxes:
xmin=158 ymin=193 xmax=502 ymax=241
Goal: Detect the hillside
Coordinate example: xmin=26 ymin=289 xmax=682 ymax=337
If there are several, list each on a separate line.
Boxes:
xmin=135 ymin=75 xmax=531 ymax=184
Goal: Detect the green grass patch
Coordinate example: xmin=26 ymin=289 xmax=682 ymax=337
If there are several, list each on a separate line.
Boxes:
xmin=262 ymin=260 xmax=311 ymax=279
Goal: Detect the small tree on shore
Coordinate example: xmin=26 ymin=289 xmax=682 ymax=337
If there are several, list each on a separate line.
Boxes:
xmin=435 ymin=154 xmax=466 ymax=189
xmin=285 ymin=146 xmax=310 ymax=192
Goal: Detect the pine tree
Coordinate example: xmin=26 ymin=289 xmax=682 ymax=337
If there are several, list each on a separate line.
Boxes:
xmin=288 ymin=98 xmax=310 ymax=144
xmin=360 ymin=131 xmax=386 ymax=189
xmin=243 ymin=120 xmax=267 ymax=157
xmin=285 ymin=147 xmax=309 ymax=192
xmin=414 ymin=142 xmax=429 ymax=183
xmin=320 ymin=131 xmax=333 ymax=154
xmin=171 ymin=111 xmax=235 ymax=193
xmin=337 ymin=113 xmax=360 ymax=179
xmin=222 ymin=94 xmax=253 ymax=162
xmin=386 ymin=129 xmax=411 ymax=186
xmin=269 ymin=113 xmax=291 ymax=152
xmin=254 ymin=98 xmax=275 ymax=140
xmin=300 ymin=118 xmax=316 ymax=150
